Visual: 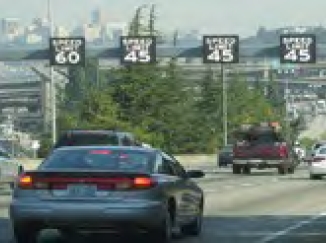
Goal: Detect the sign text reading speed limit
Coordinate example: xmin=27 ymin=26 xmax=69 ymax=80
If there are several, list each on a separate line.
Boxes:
xmin=280 ymin=34 xmax=316 ymax=64
xmin=49 ymin=37 xmax=85 ymax=66
xmin=203 ymin=35 xmax=239 ymax=63
xmin=120 ymin=36 xmax=156 ymax=64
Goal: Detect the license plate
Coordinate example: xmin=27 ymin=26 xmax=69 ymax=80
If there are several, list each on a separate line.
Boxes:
xmin=67 ymin=184 xmax=96 ymax=197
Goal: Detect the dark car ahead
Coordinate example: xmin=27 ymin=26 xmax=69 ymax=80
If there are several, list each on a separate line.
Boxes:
xmin=10 ymin=146 xmax=205 ymax=243
xmin=54 ymin=130 xmax=139 ymax=149
xmin=218 ymin=144 xmax=234 ymax=167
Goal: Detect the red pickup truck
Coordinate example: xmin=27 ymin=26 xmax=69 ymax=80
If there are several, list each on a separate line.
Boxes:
xmin=232 ymin=123 xmax=298 ymax=175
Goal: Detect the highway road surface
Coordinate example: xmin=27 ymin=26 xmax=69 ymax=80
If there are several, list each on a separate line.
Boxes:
xmin=1 ymin=165 xmax=326 ymax=243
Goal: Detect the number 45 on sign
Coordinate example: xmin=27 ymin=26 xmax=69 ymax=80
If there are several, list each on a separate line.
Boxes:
xmin=284 ymin=49 xmax=310 ymax=62
xmin=207 ymin=49 xmax=233 ymax=62
xmin=124 ymin=50 xmax=150 ymax=63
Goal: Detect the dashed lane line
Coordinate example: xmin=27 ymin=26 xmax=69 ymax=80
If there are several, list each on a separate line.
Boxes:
xmin=256 ymin=212 xmax=326 ymax=243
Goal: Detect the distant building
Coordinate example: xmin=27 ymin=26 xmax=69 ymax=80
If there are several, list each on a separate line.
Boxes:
xmin=1 ymin=18 xmax=22 ymax=43
xmin=104 ymin=22 xmax=128 ymax=42
xmin=24 ymin=17 xmax=50 ymax=45
xmin=81 ymin=23 xmax=102 ymax=42
xmin=54 ymin=26 xmax=70 ymax=37
xmin=91 ymin=8 xmax=106 ymax=25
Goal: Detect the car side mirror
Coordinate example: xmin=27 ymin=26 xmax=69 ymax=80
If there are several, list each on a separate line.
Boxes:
xmin=186 ymin=170 xmax=205 ymax=179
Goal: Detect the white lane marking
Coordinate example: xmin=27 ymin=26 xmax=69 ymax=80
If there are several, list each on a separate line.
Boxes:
xmin=241 ymin=183 xmax=255 ymax=187
xmin=204 ymin=189 xmax=218 ymax=193
xmin=257 ymin=212 xmax=326 ymax=243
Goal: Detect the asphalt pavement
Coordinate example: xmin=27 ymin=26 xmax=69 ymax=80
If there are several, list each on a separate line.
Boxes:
xmin=1 ymin=165 xmax=326 ymax=243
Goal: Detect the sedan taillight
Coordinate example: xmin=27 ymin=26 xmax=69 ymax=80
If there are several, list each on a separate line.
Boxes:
xmin=18 ymin=174 xmax=33 ymax=189
xmin=17 ymin=174 xmax=157 ymax=190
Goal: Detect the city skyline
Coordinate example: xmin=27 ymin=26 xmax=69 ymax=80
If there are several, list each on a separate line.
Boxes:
xmin=1 ymin=0 xmax=326 ymax=37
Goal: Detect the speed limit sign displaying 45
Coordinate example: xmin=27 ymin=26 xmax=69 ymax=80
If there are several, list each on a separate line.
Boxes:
xmin=280 ymin=34 xmax=316 ymax=64
xmin=120 ymin=36 xmax=156 ymax=64
xmin=203 ymin=35 xmax=239 ymax=63
xmin=49 ymin=37 xmax=85 ymax=66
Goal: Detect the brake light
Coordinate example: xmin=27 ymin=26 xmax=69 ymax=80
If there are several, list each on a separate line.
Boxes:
xmin=133 ymin=177 xmax=155 ymax=189
xmin=233 ymin=147 xmax=244 ymax=157
xmin=97 ymin=177 xmax=156 ymax=190
xmin=18 ymin=175 xmax=33 ymax=189
xmin=89 ymin=150 xmax=112 ymax=155
xmin=17 ymin=175 xmax=156 ymax=190
xmin=278 ymin=145 xmax=288 ymax=157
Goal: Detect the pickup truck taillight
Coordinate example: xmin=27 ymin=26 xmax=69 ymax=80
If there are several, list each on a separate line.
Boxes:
xmin=233 ymin=147 xmax=243 ymax=157
xmin=278 ymin=145 xmax=288 ymax=158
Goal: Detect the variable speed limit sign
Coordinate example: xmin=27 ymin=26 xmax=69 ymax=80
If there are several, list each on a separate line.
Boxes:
xmin=203 ymin=35 xmax=239 ymax=63
xmin=280 ymin=34 xmax=316 ymax=64
xmin=120 ymin=36 xmax=156 ymax=64
xmin=49 ymin=37 xmax=85 ymax=66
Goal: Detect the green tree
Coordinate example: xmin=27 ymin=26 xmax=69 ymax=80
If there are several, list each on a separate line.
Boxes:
xmin=128 ymin=5 xmax=148 ymax=35
xmin=195 ymin=66 xmax=223 ymax=152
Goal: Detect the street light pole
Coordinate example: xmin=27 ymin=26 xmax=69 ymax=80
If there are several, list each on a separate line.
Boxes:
xmin=283 ymin=68 xmax=293 ymax=144
xmin=221 ymin=64 xmax=228 ymax=146
xmin=48 ymin=0 xmax=57 ymax=144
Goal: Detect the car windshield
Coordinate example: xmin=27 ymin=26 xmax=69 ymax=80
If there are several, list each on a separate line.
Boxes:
xmin=240 ymin=132 xmax=282 ymax=145
xmin=222 ymin=145 xmax=233 ymax=152
xmin=40 ymin=148 xmax=153 ymax=172
xmin=317 ymin=147 xmax=326 ymax=155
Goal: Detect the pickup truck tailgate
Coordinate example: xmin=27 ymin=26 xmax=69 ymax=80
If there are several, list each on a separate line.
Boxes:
xmin=234 ymin=144 xmax=283 ymax=159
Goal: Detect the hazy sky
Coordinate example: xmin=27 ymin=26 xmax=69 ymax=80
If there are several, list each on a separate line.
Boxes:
xmin=1 ymin=0 xmax=326 ymax=37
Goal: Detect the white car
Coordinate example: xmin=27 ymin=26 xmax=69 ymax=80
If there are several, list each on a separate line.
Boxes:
xmin=0 ymin=148 xmax=24 ymax=186
xmin=309 ymin=145 xmax=326 ymax=180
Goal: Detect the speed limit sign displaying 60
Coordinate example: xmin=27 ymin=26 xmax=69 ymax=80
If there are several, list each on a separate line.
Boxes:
xmin=280 ymin=34 xmax=316 ymax=64
xmin=49 ymin=37 xmax=86 ymax=66
xmin=203 ymin=35 xmax=239 ymax=64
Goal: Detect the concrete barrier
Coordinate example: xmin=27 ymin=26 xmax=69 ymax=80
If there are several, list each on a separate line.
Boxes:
xmin=19 ymin=154 xmax=217 ymax=171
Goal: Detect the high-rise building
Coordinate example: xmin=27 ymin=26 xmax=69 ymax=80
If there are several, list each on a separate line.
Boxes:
xmin=24 ymin=17 xmax=50 ymax=45
xmin=54 ymin=26 xmax=70 ymax=37
xmin=104 ymin=22 xmax=128 ymax=42
xmin=91 ymin=8 xmax=106 ymax=25
xmin=1 ymin=18 xmax=22 ymax=43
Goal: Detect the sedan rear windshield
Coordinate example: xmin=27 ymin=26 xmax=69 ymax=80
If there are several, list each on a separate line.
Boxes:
xmin=40 ymin=149 xmax=153 ymax=173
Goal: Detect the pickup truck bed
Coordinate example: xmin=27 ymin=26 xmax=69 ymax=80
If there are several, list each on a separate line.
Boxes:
xmin=232 ymin=141 xmax=297 ymax=175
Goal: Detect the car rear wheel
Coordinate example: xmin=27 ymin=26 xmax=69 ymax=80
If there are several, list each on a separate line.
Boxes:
xmin=278 ymin=165 xmax=287 ymax=175
xmin=181 ymin=204 xmax=203 ymax=236
xmin=243 ymin=166 xmax=251 ymax=174
xmin=232 ymin=164 xmax=242 ymax=174
xmin=149 ymin=209 xmax=172 ymax=243
xmin=310 ymin=174 xmax=323 ymax=180
xmin=288 ymin=166 xmax=295 ymax=174
xmin=12 ymin=224 xmax=40 ymax=243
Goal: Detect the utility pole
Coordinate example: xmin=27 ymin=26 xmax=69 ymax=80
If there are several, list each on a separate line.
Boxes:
xmin=48 ymin=0 xmax=56 ymax=144
xmin=221 ymin=64 xmax=228 ymax=146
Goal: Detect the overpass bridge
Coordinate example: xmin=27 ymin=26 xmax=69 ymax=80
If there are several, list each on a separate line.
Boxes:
xmin=0 ymin=61 xmax=67 ymax=134
xmin=0 ymin=44 xmax=326 ymax=134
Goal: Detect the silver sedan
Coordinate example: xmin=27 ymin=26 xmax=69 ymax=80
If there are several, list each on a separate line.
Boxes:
xmin=10 ymin=146 xmax=205 ymax=243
